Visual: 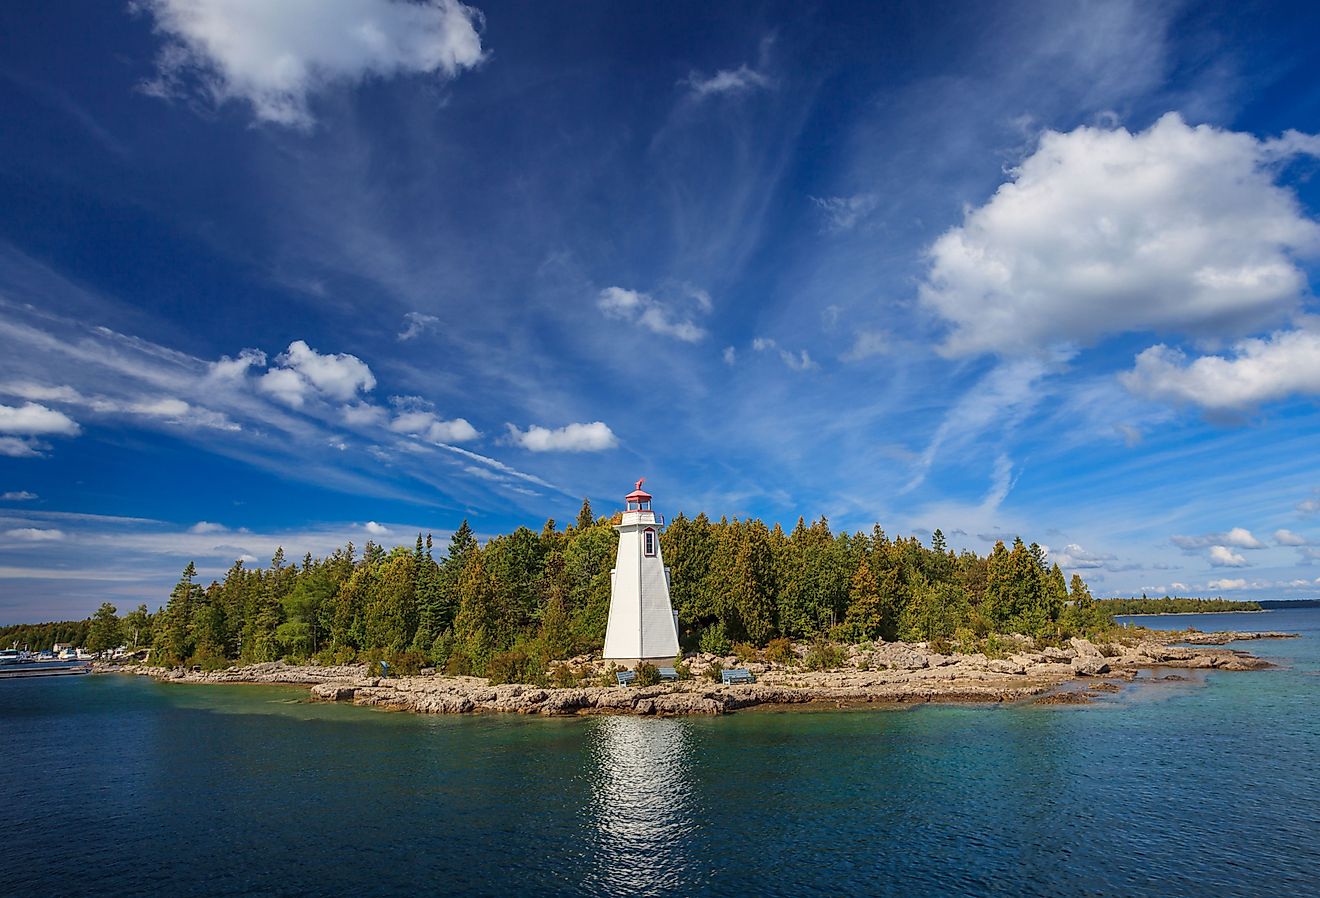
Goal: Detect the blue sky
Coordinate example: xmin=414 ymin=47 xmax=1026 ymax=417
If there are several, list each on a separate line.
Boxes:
xmin=3 ymin=0 xmax=1320 ymax=622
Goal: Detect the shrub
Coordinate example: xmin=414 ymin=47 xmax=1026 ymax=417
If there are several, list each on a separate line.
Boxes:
xmin=486 ymin=646 xmax=547 ymax=686
xmin=981 ymin=634 xmax=1010 ymax=660
xmin=732 ymin=641 xmax=758 ymax=663
xmin=596 ymin=662 xmax=620 ymax=687
xmin=953 ymin=627 xmax=977 ymax=655
xmin=704 ymin=659 xmax=724 ymax=682
xmin=549 ymin=662 xmax=579 ymax=688
xmin=444 ymin=649 xmax=475 ymax=677
xmin=699 ymin=625 xmax=731 ymax=656
xmin=635 ymin=662 xmax=662 ymax=687
xmin=763 ymin=637 xmax=795 ymax=665
xmin=673 ymin=655 xmax=693 ymax=680
xmin=929 ymin=636 xmax=953 ymax=656
xmin=384 ymin=649 xmax=430 ymax=677
xmin=803 ymin=638 xmax=847 ymax=671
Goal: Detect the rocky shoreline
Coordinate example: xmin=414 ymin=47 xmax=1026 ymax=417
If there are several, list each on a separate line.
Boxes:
xmin=93 ymin=630 xmax=1290 ymax=717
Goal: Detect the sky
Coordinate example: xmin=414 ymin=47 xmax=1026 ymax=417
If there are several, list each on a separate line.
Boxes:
xmin=3 ymin=0 xmax=1320 ymax=623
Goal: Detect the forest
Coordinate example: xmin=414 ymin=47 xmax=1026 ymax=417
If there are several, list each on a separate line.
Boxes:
xmin=1096 ymin=597 xmax=1263 ymax=615
xmin=12 ymin=500 xmax=1110 ymax=674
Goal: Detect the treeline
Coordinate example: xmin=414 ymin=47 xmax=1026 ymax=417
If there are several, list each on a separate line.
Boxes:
xmin=0 ymin=619 xmax=90 ymax=652
xmin=1099 ymin=597 xmax=1263 ymax=615
xmin=71 ymin=500 xmax=1108 ymax=675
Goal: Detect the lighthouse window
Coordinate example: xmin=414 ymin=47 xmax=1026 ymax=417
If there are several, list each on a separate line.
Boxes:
xmin=644 ymin=529 xmax=656 ymax=556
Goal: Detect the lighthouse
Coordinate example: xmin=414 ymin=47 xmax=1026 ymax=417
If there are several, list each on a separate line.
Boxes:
xmin=603 ymin=479 xmax=681 ymax=665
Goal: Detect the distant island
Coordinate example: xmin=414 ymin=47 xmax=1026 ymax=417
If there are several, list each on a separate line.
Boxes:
xmin=1098 ymin=597 xmax=1263 ymax=615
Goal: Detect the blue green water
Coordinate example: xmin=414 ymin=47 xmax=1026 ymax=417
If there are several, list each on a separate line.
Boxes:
xmin=3 ymin=610 xmax=1318 ymax=896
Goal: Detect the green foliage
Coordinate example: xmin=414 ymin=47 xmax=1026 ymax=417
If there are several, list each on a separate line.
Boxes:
xmin=26 ymin=498 xmax=1093 ymax=680
xmin=549 ymin=662 xmax=580 ymax=688
xmin=1097 ymin=596 xmax=1260 ymax=615
xmin=703 ymin=659 xmax=724 ymax=682
xmin=803 ymin=637 xmax=847 ymax=671
xmin=763 ymin=637 xmax=795 ymax=664
xmin=486 ymin=643 xmax=547 ymax=686
xmin=85 ymin=602 xmax=123 ymax=654
xmin=699 ymin=624 xmax=731 ymax=656
xmin=673 ymin=656 xmax=693 ymax=680
xmin=634 ymin=662 xmax=662 ymax=686
xmin=732 ymin=641 xmax=758 ymax=663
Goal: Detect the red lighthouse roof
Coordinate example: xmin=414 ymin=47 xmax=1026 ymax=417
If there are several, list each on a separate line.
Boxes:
xmin=625 ymin=477 xmax=651 ymax=503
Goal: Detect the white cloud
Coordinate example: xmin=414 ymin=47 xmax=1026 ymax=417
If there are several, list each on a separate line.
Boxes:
xmin=5 ymin=527 xmax=65 ymax=541
xmin=1207 ymin=578 xmax=1248 ymax=590
xmin=1208 ymin=545 xmax=1248 ymax=567
xmin=0 ymin=438 xmax=45 ymax=458
xmin=259 ymin=340 xmax=375 ymax=407
xmin=840 ymin=329 xmax=888 ymax=362
xmin=0 ymin=401 xmax=80 ymax=436
xmin=363 ymin=521 xmax=389 ymax=535
xmin=811 ymin=193 xmax=879 ymax=232
xmin=397 ymin=311 xmax=440 ymax=341
xmin=137 ymin=0 xmax=485 ymax=127
xmin=920 ymin=113 xmax=1320 ymax=357
xmin=1050 ymin=543 xmax=1115 ymax=570
xmin=751 ymin=337 xmax=818 ymax=371
xmin=1172 ymin=528 xmax=1266 ymax=551
xmin=505 ymin=421 xmax=618 ymax=453
xmin=189 ymin=521 xmax=228 ymax=534
xmin=597 ymin=286 xmax=708 ymax=343
xmin=683 ymin=64 xmax=770 ymax=99
xmin=722 ymin=346 xmax=736 ymax=366
xmin=1 ymin=491 xmax=38 ymax=501
xmin=208 ymin=348 xmax=266 ymax=381
xmin=1275 ymin=529 xmax=1308 ymax=546
xmin=389 ymin=409 xmax=479 ymax=443
xmin=1121 ymin=324 xmax=1320 ymax=412
xmin=1300 ymin=491 xmax=1320 ymax=515
xmin=1170 ymin=582 xmax=1189 ymax=592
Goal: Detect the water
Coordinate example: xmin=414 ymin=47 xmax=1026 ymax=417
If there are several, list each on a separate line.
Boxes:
xmin=2 ymin=611 xmax=1319 ymax=896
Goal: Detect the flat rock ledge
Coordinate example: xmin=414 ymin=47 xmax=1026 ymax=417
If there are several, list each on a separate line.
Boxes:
xmin=96 ymin=631 xmax=1286 ymax=717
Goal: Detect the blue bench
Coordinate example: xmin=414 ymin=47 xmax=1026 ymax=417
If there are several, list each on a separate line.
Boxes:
xmin=721 ymin=668 xmax=755 ymax=685
xmin=658 ymin=667 xmax=678 ymax=681
xmin=616 ymin=670 xmax=636 ymax=687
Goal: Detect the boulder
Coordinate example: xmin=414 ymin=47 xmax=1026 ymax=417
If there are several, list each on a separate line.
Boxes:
xmin=1069 ymin=637 xmax=1104 ymax=659
xmin=988 ymin=659 xmax=1026 ymax=675
xmin=1071 ymin=657 xmax=1110 ymax=676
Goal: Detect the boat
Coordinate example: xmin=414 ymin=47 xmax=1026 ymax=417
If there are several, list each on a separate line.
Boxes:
xmin=0 ymin=647 xmax=91 ymax=678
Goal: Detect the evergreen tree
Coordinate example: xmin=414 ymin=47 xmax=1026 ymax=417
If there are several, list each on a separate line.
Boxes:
xmin=841 ymin=559 xmax=883 ymax=640
xmin=575 ymin=498 xmax=594 ymax=530
xmin=86 ymin=602 xmax=123 ymax=654
xmin=153 ymin=562 xmax=200 ymax=665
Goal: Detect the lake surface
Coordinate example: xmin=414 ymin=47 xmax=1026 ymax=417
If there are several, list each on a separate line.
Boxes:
xmin=3 ymin=609 xmax=1319 ymax=896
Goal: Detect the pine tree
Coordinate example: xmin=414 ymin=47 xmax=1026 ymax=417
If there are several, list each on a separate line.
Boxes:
xmin=86 ymin=602 xmax=123 ymax=654
xmin=575 ymin=498 xmax=594 ymax=530
xmin=153 ymin=562 xmax=200 ymax=665
xmin=842 ymin=559 xmax=883 ymax=640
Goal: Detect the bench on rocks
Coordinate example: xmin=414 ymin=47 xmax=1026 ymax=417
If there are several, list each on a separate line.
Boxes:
xmin=721 ymin=668 xmax=755 ymax=685
xmin=658 ymin=666 xmax=678 ymax=681
xmin=616 ymin=670 xmax=637 ymax=687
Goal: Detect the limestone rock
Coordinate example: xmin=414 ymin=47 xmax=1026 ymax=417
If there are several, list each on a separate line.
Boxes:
xmin=1071 ymin=657 xmax=1110 ymax=676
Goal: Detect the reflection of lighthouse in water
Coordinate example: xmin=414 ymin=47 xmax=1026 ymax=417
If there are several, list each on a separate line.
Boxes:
xmin=603 ymin=479 xmax=680 ymax=665
xmin=583 ymin=716 xmax=698 ymax=894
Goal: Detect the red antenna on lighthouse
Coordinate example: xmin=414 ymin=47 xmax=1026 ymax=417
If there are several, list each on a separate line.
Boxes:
xmin=634 ymin=477 xmax=645 ymax=491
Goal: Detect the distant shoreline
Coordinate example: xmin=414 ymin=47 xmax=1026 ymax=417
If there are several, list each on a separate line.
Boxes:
xmin=1116 ymin=610 xmax=1267 ymax=616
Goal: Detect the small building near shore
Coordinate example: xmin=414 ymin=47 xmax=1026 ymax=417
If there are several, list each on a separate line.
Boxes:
xmin=603 ymin=479 xmax=680 ymax=666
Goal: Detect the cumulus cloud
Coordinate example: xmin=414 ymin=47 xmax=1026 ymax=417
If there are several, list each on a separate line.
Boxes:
xmin=1121 ymin=323 xmax=1320 ymax=413
xmin=136 ymin=0 xmax=485 ymax=127
xmin=189 ymin=521 xmax=228 ymax=534
xmin=1207 ymin=578 xmax=1247 ymax=590
xmin=259 ymin=340 xmax=375 ymax=407
xmin=811 ymin=193 xmax=879 ymax=232
xmin=397 ymin=311 xmax=440 ymax=341
xmin=722 ymin=346 xmax=736 ymax=366
xmin=363 ymin=521 xmax=389 ymax=535
xmin=920 ymin=113 xmax=1320 ymax=357
xmin=505 ymin=421 xmax=618 ymax=453
xmin=1172 ymin=528 xmax=1265 ymax=551
xmin=1298 ymin=491 xmax=1320 ymax=515
xmin=389 ymin=408 xmax=479 ymax=443
xmin=1 ymin=491 xmax=38 ymax=501
xmin=5 ymin=527 xmax=65 ymax=541
xmin=597 ymin=287 xmax=708 ymax=342
xmin=752 ymin=337 xmax=817 ymax=371
xmin=1208 ymin=545 xmax=1249 ymax=567
xmin=0 ymin=401 xmax=81 ymax=436
xmin=1275 ymin=529 xmax=1309 ymax=546
xmin=208 ymin=348 xmax=267 ymax=381
xmin=1049 ymin=543 xmax=1115 ymax=570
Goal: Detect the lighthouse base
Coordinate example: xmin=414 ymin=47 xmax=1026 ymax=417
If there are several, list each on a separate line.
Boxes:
xmin=604 ymin=656 xmax=679 ymax=669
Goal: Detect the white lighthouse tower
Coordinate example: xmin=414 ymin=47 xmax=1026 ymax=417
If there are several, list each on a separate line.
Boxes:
xmin=603 ymin=479 xmax=680 ymax=666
